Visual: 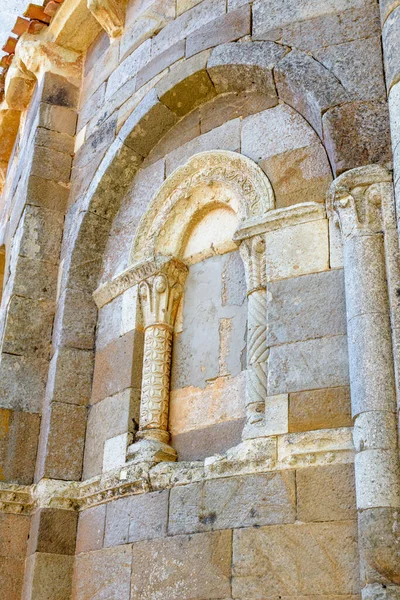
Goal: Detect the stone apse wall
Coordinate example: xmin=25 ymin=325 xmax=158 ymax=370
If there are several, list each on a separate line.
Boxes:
xmin=0 ymin=0 xmax=399 ymax=599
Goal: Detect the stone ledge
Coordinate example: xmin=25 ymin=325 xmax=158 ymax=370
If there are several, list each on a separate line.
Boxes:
xmin=0 ymin=427 xmax=354 ymax=515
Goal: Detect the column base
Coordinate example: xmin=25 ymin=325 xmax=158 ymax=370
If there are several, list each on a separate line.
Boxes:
xmin=126 ymin=438 xmax=177 ymax=464
xmin=362 ymin=584 xmax=400 ymax=600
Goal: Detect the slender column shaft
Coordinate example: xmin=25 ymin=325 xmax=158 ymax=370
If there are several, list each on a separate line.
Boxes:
xmin=245 ymin=289 xmax=268 ymax=425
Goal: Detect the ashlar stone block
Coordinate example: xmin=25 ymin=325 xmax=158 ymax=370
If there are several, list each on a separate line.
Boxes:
xmin=104 ymin=490 xmax=169 ymax=546
xmin=168 ymin=471 xmax=296 ymax=535
xmin=130 ymin=530 xmax=232 ymax=599
xmin=0 ymin=408 xmax=40 ymax=485
xmin=76 ymin=504 xmax=106 ymax=555
xmin=289 ymin=386 xmax=352 ymax=432
xmin=73 ymin=545 xmax=132 ymax=600
xmin=232 ymin=521 xmax=361 ymax=597
xmin=264 ymin=218 xmax=329 ymax=282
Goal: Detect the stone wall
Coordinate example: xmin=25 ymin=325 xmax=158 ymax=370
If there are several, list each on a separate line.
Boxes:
xmin=0 ymin=0 xmax=399 ymax=599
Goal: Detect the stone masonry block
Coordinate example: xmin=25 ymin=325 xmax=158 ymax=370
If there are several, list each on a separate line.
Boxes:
xmin=207 ymin=41 xmax=286 ymax=96
xmin=83 ymin=388 xmax=140 ymax=479
xmin=23 ymin=553 xmax=74 ymax=600
xmin=17 ymin=205 xmax=64 ymax=264
xmin=0 ymin=353 xmax=48 ymax=413
xmin=76 ymin=504 xmax=106 ymax=554
xmin=46 ymin=347 xmax=94 ymax=406
xmin=123 ymin=88 xmax=178 ymax=155
xmin=289 ymin=386 xmax=352 ymax=432
xmin=0 ymin=513 xmax=30 ymax=558
xmin=81 ymin=34 xmax=118 ymax=105
xmin=241 ymin=104 xmax=318 ymax=163
xmin=151 ymin=0 xmax=226 ymax=56
xmin=106 ymin=38 xmax=151 ymax=99
xmin=131 ymin=530 xmax=232 ymax=599
xmin=2 ymin=296 xmax=54 ymax=359
xmin=200 ymin=91 xmax=276 ymax=134
xmin=171 ymin=417 xmax=245 ymax=461
xmin=136 ymin=40 xmax=185 ymax=90
xmin=275 ymin=50 xmax=350 ymax=137
xmin=10 ymin=256 xmax=58 ymax=301
xmin=73 ymin=545 xmax=132 ymax=600
xmin=252 ymin=0 xmax=368 ymax=41
xmin=322 ymin=100 xmax=391 ymax=176
xmin=268 ymin=334 xmax=349 ymax=395
xmin=39 ymin=103 xmax=77 ymax=136
xmin=169 ymin=471 xmax=296 ymax=535
xmin=297 ymin=464 xmax=357 ymax=522
xmin=27 ymin=508 xmax=78 ymax=556
xmin=0 ymin=408 xmax=40 ymax=485
xmin=260 ymin=143 xmax=332 ymax=208
xmin=1 ymin=557 xmax=25 ymax=600
xmin=53 ymin=288 xmax=97 ymax=351
xmin=156 ymin=51 xmax=216 ymax=117
xmin=186 ymin=6 xmax=250 ymax=58
xmin=267 ymin=269 xmax=346 ymax=345
xmin=232 ymin=521 xmax=360 ymax=596
xmin=26 ymin=175 xmax=70 ymax=214
xmin=91 ymin=329 xmax=143 ymax=403
xmin=41 ymin=72 xmax=79 ymax=109
xmin=104 ymin=490 xmax=169 ymax=547
xmin=264 ymin=219 xmax=329 ymax=282
xmin=38 ymin=402 xmax=87 ymax=481
xmin=34 ymin=127 xmax=75 ymax=155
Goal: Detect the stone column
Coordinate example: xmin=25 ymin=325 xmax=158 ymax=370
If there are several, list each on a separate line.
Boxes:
xmin=127 ymin=258 xmax=187 ymax=463
xmin=327 ymin=165 xmax=400 ymax=600
xmin=239 ymin=235 xmax=268 ymax=440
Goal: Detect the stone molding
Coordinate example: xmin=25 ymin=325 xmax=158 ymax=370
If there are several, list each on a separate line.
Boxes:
xmin=234 ymin=201 xmax=326 ymax=241
xmin=326 ymin=164 xmax=392 ymax=239
xmin=0 ymin=428 xmax=355 ymax=515
xmin=87 ymin=0 xmax=127 ymax=39
xmin=130 ymin=150 xmax=275 ymax=264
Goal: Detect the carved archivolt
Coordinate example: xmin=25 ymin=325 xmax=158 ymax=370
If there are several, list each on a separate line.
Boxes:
xmin=130 ymin=150 xmax=275 ymax=264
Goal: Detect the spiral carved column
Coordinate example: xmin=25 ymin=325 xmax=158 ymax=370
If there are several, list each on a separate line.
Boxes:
xmin=128 ymin=258 xmax=188 ymax=463
xmin=240 ymin=235 xmax=268 ymax=439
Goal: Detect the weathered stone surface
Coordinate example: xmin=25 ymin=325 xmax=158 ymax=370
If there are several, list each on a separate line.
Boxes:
xmin=200 ymin=91 xmax=276 ymax=134
xmin=38 ymin=402 xmax=87 ymax=481
xmin=186 ymin=6 xmax=250 ymax=58
xmin=383 ymin=6 xmax=400 ymax=91
xmin=144 ymin=110 xmax=200 ymax=166
xmin=0 ymin=353 xmax=48 ymax=413
xmin=275 ymin=50 xmax=350 ymax=137
xmin=83 ymin=388 xmax=140 ymax=479
xmin=25 ymin=175 xmax=70 ymax=213
xmin=2 ymin=296 xmax=54 ymax=359
xmin=136 ymin=40 xmax=185 ymax=89
xmin=282 ymin=5 xmax=380 ymax=52
xmin=78 ymin=83 xmax=106 ymax=133
xmin=267 ymin=269 xmax=346 ymax=345
xmin=82 ymin=33 xmax=119 ymax=104
xmin=260 ymin=143 xmax=332 ymax=208
xmin=0 ymin=408 xmax=40 ymax=485
xmin=130 ymin=530 xmax=232 ymax=599
xmin=38 ymin=103 xmax=77 ymax=136
xmin=313 ymin=37 xmax=386 ymax=102
xmin=123 ymin=88 xmax=178 ymax=155
xmin=268 ymin=334 xmax=349 ymax=395
xmin=53 ymin=288 xmax=97 ymax=351
xmin=41 ymin=72 xmax=79 ymax=109
xmin=264 ymin=394 xmax=289 ymax=435
xmin=151 ymin=0 xmax=226 ymax=56
xmin=289 ymin=386 xmax=352 ymax=432
xmin=264 ymin=219 xmax=329 ymax=282
xmin=34 ymin=127 xmax=75 ymax=155
xmin=358 ymin=507 xmax=400 ymax=585
xmin=91 ymin=329 xmax=143 ymax=403
xmin=169 ymin=471 xmax=296 ymax=535
xmin=177 ymin=0 xmax=203 ymax=14
xmin=297 ymin=464 xmax=357 ymax=522
xmin=0 ymin=513 xmax=30 ymax=558
xmin=355 ymin=449 xmax=400 ymax=509
xmin=27 ymin=508 xmax=78 ymax=556
xmin=17 ymin=205 xmax=64 ymax=264
xmin=73 ymin=545 xmax=132 ymax=600
xmin=23 ymin=553 xmax=74 ymax=600
xmin=104 ymin=490 xmax=169 ymax=546
xmin=232 ymin=521 xmax=361 ymax=596
xmin=0 ymin=557 xmax=25 ymax=600
xmin=76 ymin=504 xmax=106 ymax=554
xmin=9 ymin=256 xmax=58 ymax=301
xmin=106 ymin=38 xmax=151 ymax=99
xmin=46 ymin=347 xmax=94 ymax=406
xmin=252 ymin=0 xmax=368 ymax=41
xmin=156 ymin=50 xmax=216 ymax=117
xmin=166 ymin=117 xmax=241 ymax=175
xmin=171 ymin=418 xmax=245 ymax=461
xmin=241 ymin=104 xmax=318 ymax=163
xmin=322 ymin=100 xmax=392 ymax=176
xmin=121 ymin=0 xmax=175 ymax=61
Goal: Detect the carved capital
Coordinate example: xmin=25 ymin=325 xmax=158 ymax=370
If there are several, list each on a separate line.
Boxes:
xmin=137 ymin=258 xmax=188 ymax=329
xmin=87 ymin=0 xmax=127 ymax=39
xmin=327 ymin=165 xmax=392 ymax=239
xmin=239 ymin=235 xmax=266 ymax=294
